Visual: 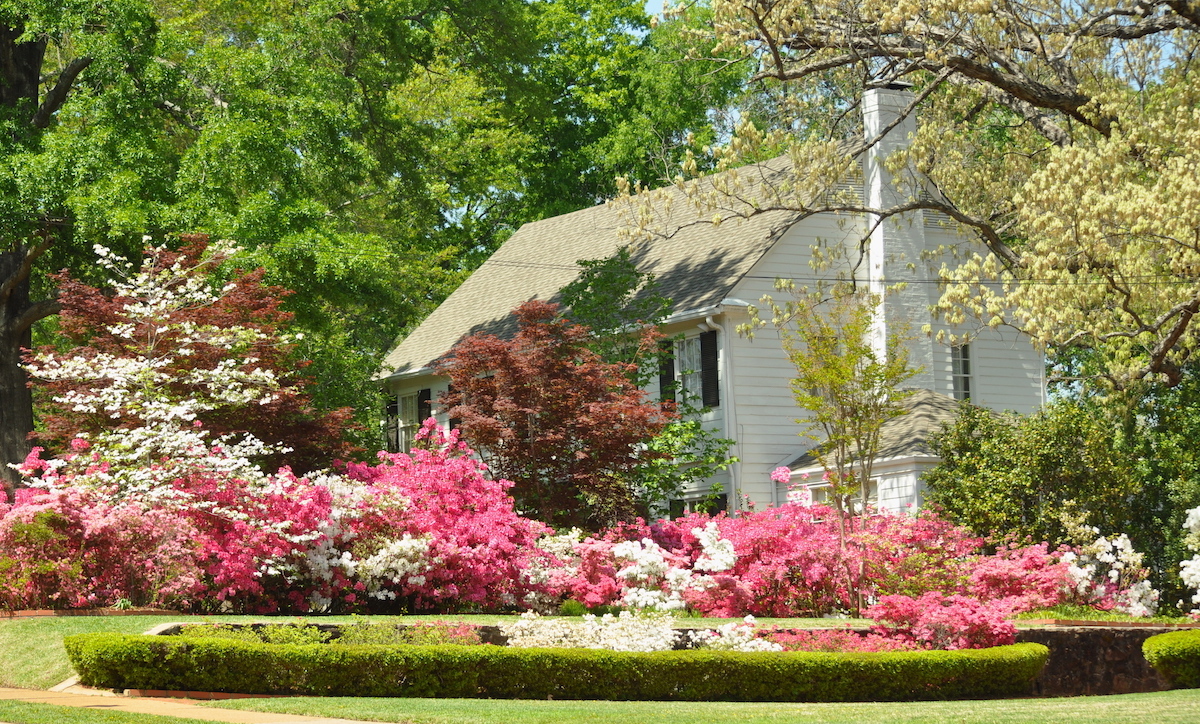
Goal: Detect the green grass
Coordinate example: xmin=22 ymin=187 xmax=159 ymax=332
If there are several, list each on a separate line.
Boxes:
xmin=0 ymin=700 xmax=214 ymax=724
xmin=0 ymin=613 xmax=862 ymax=690
xmin=1014 ymin=604 xmax=1198 ymax=625
xmin=207 ymin=689 xmax=1200 ymax=724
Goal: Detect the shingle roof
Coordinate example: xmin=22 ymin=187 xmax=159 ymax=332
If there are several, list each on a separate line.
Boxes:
xmin=784 ymin=389 xmax=964 ymax=469
xmin=376 ymin=160 xmax=804 ymax=380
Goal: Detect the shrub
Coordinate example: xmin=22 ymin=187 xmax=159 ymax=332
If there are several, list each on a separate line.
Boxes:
xmin=766 ymin=628 xmax=917 ymax=653
xmin=334 ymin=622 xmax=481 ymax=646
xmin=1143 ymin=630 xmax=1200 ymax=689
xmin=64 ymin=633 xmax=1049 ymax=701
xmin=867 ymin=592 xmax=1017 ymax=650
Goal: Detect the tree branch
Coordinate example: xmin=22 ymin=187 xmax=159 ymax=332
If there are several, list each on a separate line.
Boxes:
xmin=0 ymin=240 xmax=52 ymax=308
xmin=32 ymin=56 xmax=93 ymax=129
xmin=14 ymin=298 xmax=61 ymax=335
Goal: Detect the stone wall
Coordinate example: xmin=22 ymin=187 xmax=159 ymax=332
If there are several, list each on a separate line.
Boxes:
xmin=1016 ymin=626 xmax=1175 ymax=696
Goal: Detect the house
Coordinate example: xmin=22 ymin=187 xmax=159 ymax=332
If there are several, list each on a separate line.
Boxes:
xmin=374 ymin=86 xmax=1045 ymax=514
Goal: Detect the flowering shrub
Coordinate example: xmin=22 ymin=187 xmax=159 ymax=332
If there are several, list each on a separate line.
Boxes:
xmin=965 ymin=542 xmax=1072 ymax=613
xmin=766 ymin=628 xmax=917 ymax=653
xmin=499 ymin=610 xmax=680 ymax=652
xmin=1061 ymin=528 xmax=1160 ymax=617
xmin=684 ymin=615 xmax=783 ymax=652
xmin=1180 ymin=506 xmax=1200 ymax=615
xmin=867 ymin=593 xmax=1017 ymax=650
xmin=334 ymin=423 xmax=553 ymax=612
xmin=0 ymin=488 xmax=202 ymax=610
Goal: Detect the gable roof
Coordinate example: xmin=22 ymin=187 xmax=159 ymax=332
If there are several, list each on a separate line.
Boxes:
xmin=784 ymin=389 xmax=964 ymax=470
xmin=376 ymin=160 xmax=805 ymax=381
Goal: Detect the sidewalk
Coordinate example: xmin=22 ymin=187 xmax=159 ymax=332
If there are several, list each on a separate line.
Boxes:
xmin=0 ymin=686 xmax=381 ymax=723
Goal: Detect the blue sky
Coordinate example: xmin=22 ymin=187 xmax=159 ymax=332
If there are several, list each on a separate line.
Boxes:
xmin=645 ymin=0 xmax=664 ymax=16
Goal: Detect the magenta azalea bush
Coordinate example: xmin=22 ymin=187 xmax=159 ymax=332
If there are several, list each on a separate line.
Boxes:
xmin=6 ymin=424 xmax=551 ymax=614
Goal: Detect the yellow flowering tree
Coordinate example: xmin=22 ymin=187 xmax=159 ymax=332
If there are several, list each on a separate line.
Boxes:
xmin=626 ymin=0 xmax=1200 ymax=390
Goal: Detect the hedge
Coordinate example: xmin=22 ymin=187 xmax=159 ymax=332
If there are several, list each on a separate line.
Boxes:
xmin=64 ymin=634 xmax=1048 ymax=702
xmin=1144 ymin=630 xmax=1200 ymax=689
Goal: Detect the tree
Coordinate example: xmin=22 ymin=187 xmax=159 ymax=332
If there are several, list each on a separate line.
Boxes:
xmin=753 ymin=281 xmax=918 ymax=518
xmin=0 ymin=0 xmax=550 ymax=490
xmin=437 ymin=300 xmax=671 ymax=530
xmin=925 ymin=401 xmax=1136 ymax=546
xmin=634 ymin=0 xmax=1200 ymax=391
xmin=23 ymin=237 xmax=356 ymax=489
xmin=558 ymin=247 xmax=737 ymax=512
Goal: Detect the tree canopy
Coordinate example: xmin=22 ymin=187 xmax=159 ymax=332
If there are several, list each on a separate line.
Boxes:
xmin=0 ymin=0 xmax=745 ymax=491
xmin=632 ymin=0 xmax=1200 ymax=392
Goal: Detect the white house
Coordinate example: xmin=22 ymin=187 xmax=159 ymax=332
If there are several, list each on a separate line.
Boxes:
xmin=374 ymin=86 xmax=1045 ymax=514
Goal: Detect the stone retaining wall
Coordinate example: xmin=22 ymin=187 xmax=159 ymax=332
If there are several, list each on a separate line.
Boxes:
xmin=1015 ymin=627 xmax=1174 ymax=696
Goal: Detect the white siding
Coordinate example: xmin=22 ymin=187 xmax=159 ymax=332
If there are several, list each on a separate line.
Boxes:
xmin=725 ymin=215 xmax=863 ymax=508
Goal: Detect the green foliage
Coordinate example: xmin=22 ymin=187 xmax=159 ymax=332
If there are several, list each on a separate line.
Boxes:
xmin=334 ymin=622 xmax=482 ymax=647
xmin=1144 ymin=630 xmax=1200 ymax=689
xmin=751 ymin=282 xmax=918 ymax=512
xmin=177 ymin=623 xmax=330 ymax=646
xmin=924 ymin=400 xmax=1134 ymax=545
xmin=64 ymin=633 xmax=1047 ymax=701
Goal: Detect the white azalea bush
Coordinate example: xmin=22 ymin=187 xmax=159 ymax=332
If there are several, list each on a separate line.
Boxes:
xmin=499 ymin=610 xmax=780 ymax=653
xmin=1060 ymin=527 xmax=1160 ymax=617
xmin=1181 ymin=506 xmax=1200 ymax=616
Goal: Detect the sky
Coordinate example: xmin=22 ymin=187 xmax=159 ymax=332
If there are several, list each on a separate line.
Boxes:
xmin=645 ymin=0 xmax=664 ymax=16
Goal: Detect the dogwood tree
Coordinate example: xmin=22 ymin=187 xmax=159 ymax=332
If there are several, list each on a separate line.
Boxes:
xmin=20 ymin=236 xmax=354 ymax=499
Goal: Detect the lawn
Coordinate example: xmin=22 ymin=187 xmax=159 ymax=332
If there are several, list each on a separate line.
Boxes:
xmin=4 ymin=612 xmax=1198 ymax=724
xmin=0 ymin=700 xmax=214 ymax=724
xmin=207 ymin=690 xmax=1200 ymax=724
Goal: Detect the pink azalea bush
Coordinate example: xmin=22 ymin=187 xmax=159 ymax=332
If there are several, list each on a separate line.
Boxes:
xmin=765 ymin=627 xmax=918 ymax=652
xmin=336 ymin=423 xmax=553 ymax=611
xmin=866 ymin=592 xmax=1018 ymax=650
xmin=0 ymin=487 xmax=203 ymax=610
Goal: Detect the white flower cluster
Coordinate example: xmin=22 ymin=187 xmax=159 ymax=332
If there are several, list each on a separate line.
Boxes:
xmin=20 ymin=242 xmax=294 ymax=499
xmin=1179 ymin=506 xmax=1200 ymax=614
xmin=520 ymin=529 xmax=586 ymax=612
xmin=499 ymin=610 xmax=680 ymax=652
xmin=685 ymin=615 xmax=783 ymax=652
xmin=351 ymin=534 xmax=434 ymax=600
xmin=1062 ymin=530 xmax=1159 ymax=617
xmin=610 ymin=522 xmax=738 ymax=611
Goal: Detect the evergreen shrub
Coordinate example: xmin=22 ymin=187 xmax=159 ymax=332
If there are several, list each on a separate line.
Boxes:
xmin=64 ymin=633 xmax=1048 ymax=701
xmin=1144 ymin=630 xmax=1200 ymax=688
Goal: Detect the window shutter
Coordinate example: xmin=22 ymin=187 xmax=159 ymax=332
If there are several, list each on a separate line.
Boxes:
xmin=417 ymin=388 xmax=433 ymax=423
xmin=658 ymin=341 xmax=676 ymax=405
xmin=384 ymin=396 xmax=399 ymax=452
xmin=445 ymin=384 xmax=461 ymax=430
xmin=700 ymin=330 xmax=720 ymax=408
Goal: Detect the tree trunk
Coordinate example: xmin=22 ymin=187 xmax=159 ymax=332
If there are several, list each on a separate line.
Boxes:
xmin=1 ymin=248 xmax=34 ymax=501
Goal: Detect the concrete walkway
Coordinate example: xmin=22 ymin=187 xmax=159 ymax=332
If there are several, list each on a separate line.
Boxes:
xmin=0 ymin=687 xmax=382 ymax=723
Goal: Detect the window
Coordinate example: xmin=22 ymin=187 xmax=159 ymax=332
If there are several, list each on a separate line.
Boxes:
xmin=806 ymin=479 xmax=878 ymax=513
xmin=384 ymin=388 xmax=431 ymax=453
xmin=951 ymin=344 xmax=972 ymax=401
xmin=659 ymin=330 xmax=720 ymax=408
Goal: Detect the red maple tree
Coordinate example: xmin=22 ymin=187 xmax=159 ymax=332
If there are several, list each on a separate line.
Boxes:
xmin=437 ymin=300 xmax=672 ymax=530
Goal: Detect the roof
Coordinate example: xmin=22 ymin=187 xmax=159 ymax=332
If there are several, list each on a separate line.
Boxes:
xmin=376 ymin=159 xmax=806 ymax=381
xmin=784 ymin=389 xmax=965 ymax=469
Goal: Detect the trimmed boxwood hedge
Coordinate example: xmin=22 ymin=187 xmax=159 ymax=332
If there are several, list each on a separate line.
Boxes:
xmin=64 ymin=633 xmax=1048 ymax=702
xmin=1144 ymin=629 xmax=1200 ymax=689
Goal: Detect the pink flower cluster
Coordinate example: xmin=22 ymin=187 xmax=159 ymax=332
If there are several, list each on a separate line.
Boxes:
xmin=765 ymin=627 xmax=918 ymax=653
xmin=2 ymin=424 xmax=549 ymax=614
xmin=866 ymin=592 xmax=1018 ymax=650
